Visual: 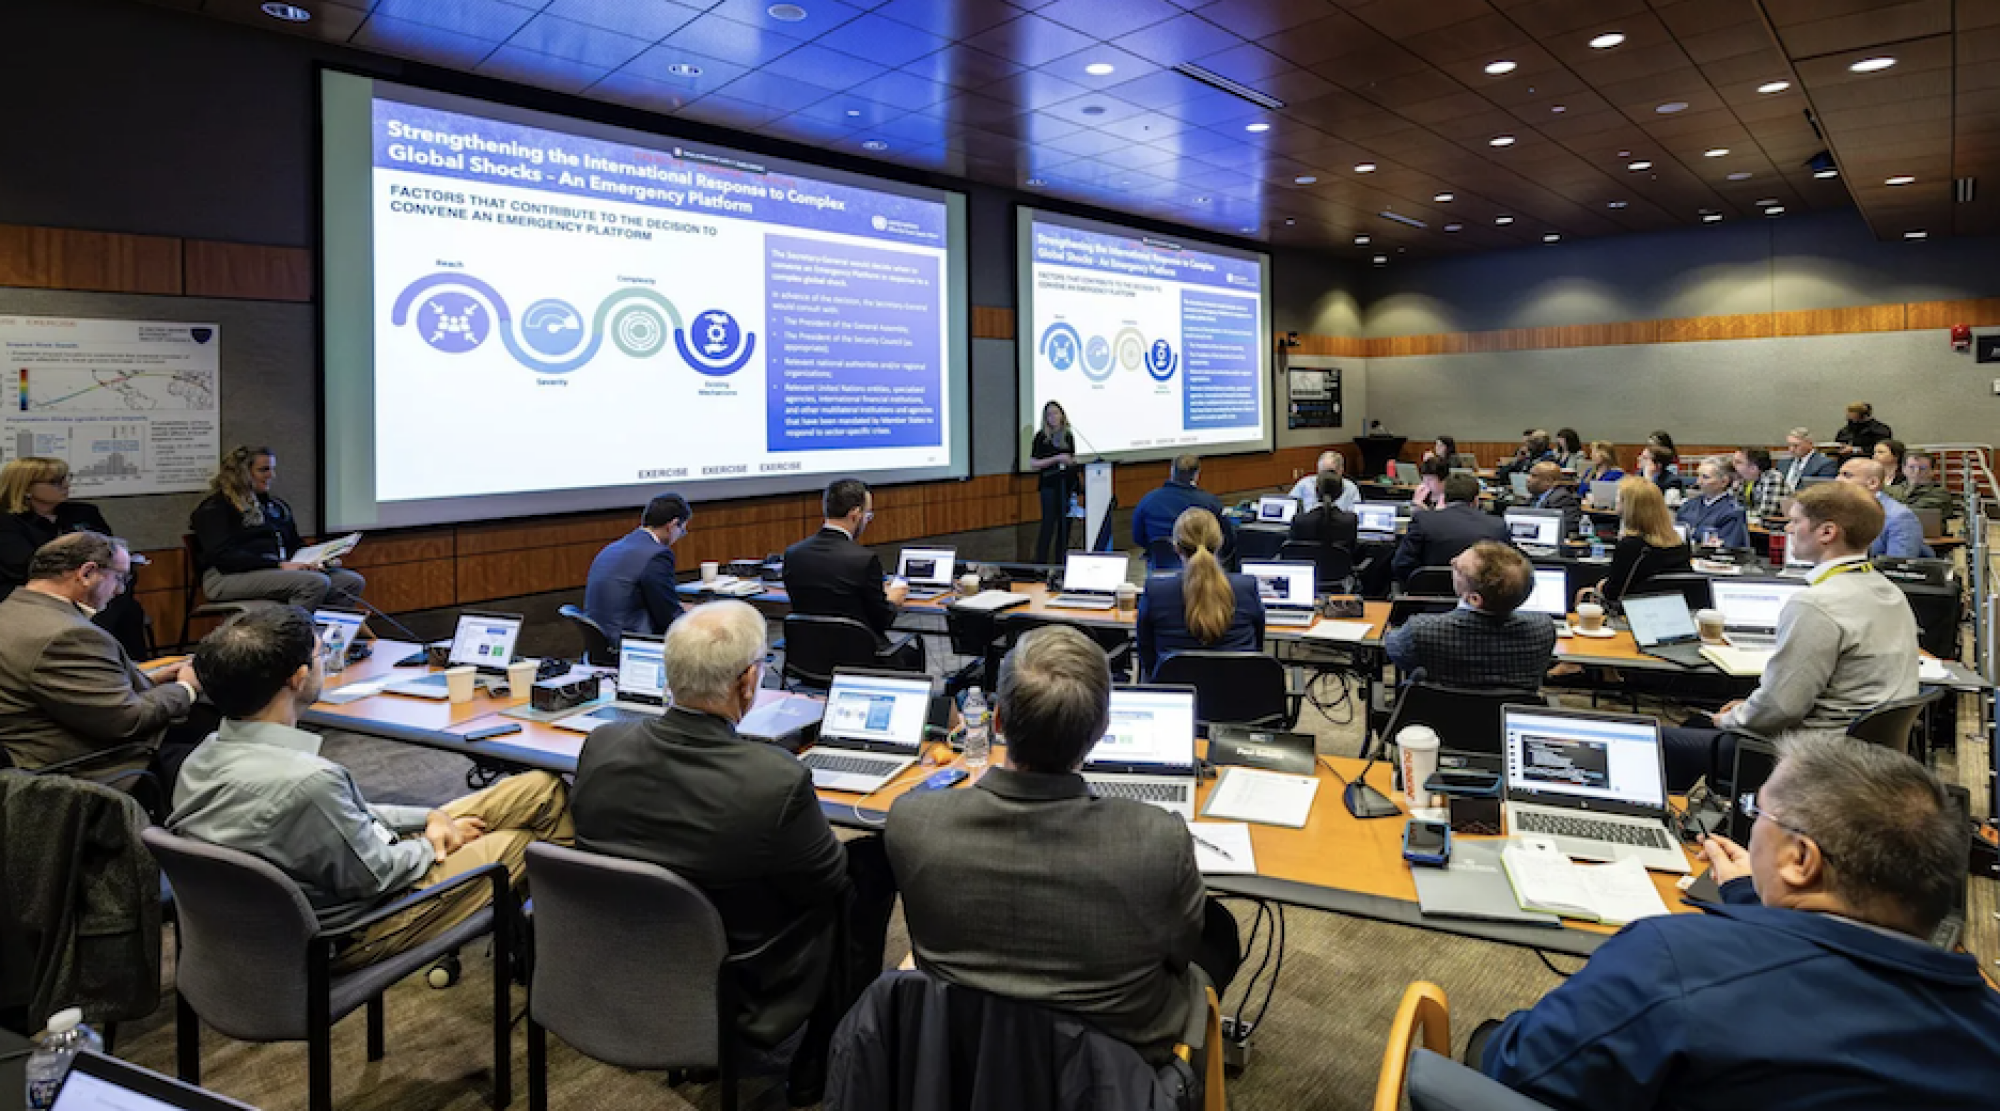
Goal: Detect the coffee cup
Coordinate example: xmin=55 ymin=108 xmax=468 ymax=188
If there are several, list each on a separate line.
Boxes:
xmin=1576 ymin=602 xmax=1605 ymax=633
xmin=1114 ymin=582 xmax=1139 ymax=612
xmin=957 ymin=572 xmax=981 ymax=596
xmin=700 ymin=561 xmax=720 ymax=583
xmin=1397 ymin=724 xmax=1441 ymax=809
xmin=444 ymin=666 xmax=477 ymax=704
xmin=507 ymin=660 xmax=539 ymax=698
xmin=1696 ymin=608 xmax=1728 ymax=644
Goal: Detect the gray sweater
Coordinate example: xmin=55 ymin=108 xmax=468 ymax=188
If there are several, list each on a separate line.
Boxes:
xmin=1719 ymin=559 xmax=1920 ymax=736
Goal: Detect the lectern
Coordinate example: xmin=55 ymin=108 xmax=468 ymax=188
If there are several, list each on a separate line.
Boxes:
xmin=1355 ymin=435 xmax=1407 ymax=480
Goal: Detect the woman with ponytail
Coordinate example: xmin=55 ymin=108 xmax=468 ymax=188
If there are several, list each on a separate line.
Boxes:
xmin=1135 ymin=507 xmax=1264 ymax=680
xmin=189 ymin=445 xmax=366 ymax=611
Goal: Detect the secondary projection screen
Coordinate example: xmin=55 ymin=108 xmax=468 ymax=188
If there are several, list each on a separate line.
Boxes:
xmin=322 ymin=72 xmax=969 ymax=531
xmin=1016 ymin=208 xmax=1272 ymax=469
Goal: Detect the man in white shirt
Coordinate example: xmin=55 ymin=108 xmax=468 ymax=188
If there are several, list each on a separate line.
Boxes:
xmin=1287 ymin=450 xmax=1360 ymax=512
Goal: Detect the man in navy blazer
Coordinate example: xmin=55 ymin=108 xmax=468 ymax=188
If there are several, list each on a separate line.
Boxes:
xmin=582 ymin=493 xmax=690 ymax=645
xmin=1392 ymin=474 xmax=1509 ymax=584
xmin=783 ymin=478 xmax=920 ymax=668
xmin=1782 ymin=427 xmax=1841 ymax=491
xmin=1131 ymin=455 xmax=1234 ymax=562
xmin=1480 ymin=735 xmax=2000 ymax=1110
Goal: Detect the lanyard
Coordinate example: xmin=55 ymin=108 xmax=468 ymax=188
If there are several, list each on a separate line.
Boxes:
xmin=1811 ymin=560 xmax=1873 ymax=585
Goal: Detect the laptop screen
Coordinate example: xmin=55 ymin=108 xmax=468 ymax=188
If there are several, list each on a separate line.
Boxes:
xmin=1257 ymin=496 xmax=1299 ymax=523
xmin=897 ymin=547 xmax=955 ymax=585
xmin=1621 ymin=593 xmax=1698 ymax=647
xmin=1242 ymin=561 xmax=1314 ymax=607
xmin=313 ymin=608 xmax=366 ymax=647
xmin=616 ymin=634 xmax=666 ymax=700
xmin=447 ymin=613 xmax=522 ymax=668
xmin=1087 ymin=687 xmax=1197 ymax=770
xmin=1504 ymin=511 xmax=1563 ymax=547
xmin=1710 ymin=580 xmax=1804 ymax=631
xmin=821 ymin=672 xmax=931 ymax=751
xmin=1503 ymin=707 xmax=1666 ymax=809
xmin=52 ymin=1055 xmax=252 ymax=1111
xmin=1356 ymin=503 xmax=1397 ymax=534
xmin=1062 ymin=551 xmax=1129 ymax=592
xmin=1519 ymin=568 xmax=1568 ymax=616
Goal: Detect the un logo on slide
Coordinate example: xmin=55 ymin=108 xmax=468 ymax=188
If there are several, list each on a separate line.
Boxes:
xmin=1146 ymin=338 xmax=1178 ymax=381
xmin=674 ymin=309 xmax=757 ymax=377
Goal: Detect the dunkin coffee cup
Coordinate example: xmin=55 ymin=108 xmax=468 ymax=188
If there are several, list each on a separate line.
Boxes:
xmin=1114 ymin=582 xmax=1139 ymax=612
xmin=1398 ymin=725 xmax=1442 ymax=809
xmin=1696 ymin=608 xmax=1728 ymax=644
xmin=1576 ymin=602 xmax=1606 ymax=633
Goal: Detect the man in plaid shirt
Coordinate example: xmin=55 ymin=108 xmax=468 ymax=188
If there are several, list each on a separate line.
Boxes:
xmin=1385 ymin=541 xmax=1556 ymax=691
xmin=1735 ymin=448 xmax=1787 ymax=521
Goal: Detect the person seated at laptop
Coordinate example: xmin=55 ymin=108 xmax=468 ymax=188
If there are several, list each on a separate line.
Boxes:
xmin=1132 ymin=454 xmax=1234 ymax=562
xmin=1288 ymin=471 xmax=1360 ymax=550
xmin=571 ymin=600 xmax=896 ymax=1104
xmin=1734 ymin=447 xmax=1787 ymax=520
xmin=886 ymin=625 xmax=1240 ymax=1065
xmin=1287 ymin=450 xmax=1360 ymax=512
xmin=1497 ymin=430 xmax=1556 ymax=481
xmin=1838 ymin=458 xmax=1931 ymax=559
xmin=1551 ymin=428 xmax=1585 ymax=472
xmin=1410 ymin=457 xmax=1450 ymax=511
xmin=1637 ymin=445 xmax=1681 ymax=495
xmin=1420 ymin=435 xmax=1458 ymax=466
xmin=1873 ymin=438 xmax=1908 ymax=498
xmin=1897 ymin=450 xmax=1957 ymax=522
xmin=1476 ymin=734 xmax=2000 ymax=1110
xmin=1590 ymin=478 xmax=1692 ymax=605
xmin=1660 ymin=482 xmax=1918 ymax=789
xmin=784 ymin=477 xmax=920 ymax=669
xmin=1832 ymin=400 xmax=1892 ymax=457
xmin=1676 ymin=457 xmax=1750 ymax=550
xmin=169 ymin=606 xmax=571 ymax=972
xmin=189 ymin=445 xmax=365 ymax=612
xmin=0 ymin=456 xmax=148 ymax=659
xmin=1577 ymin=440 xmax=1623 ymax=499
xmin=1386 ymin=541 xmax=1556 ymax=690
xmin=1782 ymin=427 xmax=1840 ymax=490
xmin=1137 ymin=508 xmax=1265 ymax=680
xmin=582 ymin=492 xmax=690 ymax=646
xmin=1521 ymin=462 xmax=1579 ymax=531
xmin=1391 ymin=474 xmax=1508 ymax=585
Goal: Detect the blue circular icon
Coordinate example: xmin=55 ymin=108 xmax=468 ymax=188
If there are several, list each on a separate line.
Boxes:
xmin=416 ymin=292 xmax=489 ymax=354
xmin=1040 ymin=323 xmax=1081 ymax=371
xmin=1146 ymin=339 xmax=1178 ymax=381
xmin=675 ymin=308 xmax=756 ymax=377
xmin=1083 ymin=335 xmax=1114 ymax=381
xmin=521 ymin=299 xmax=585 ymax=357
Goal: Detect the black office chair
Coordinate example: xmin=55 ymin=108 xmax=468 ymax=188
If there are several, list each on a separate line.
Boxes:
xmin=1897 ymin=579 xmax=1963 ymax=660
xmin=1374 ymin=682 xmax=1545 ymax=763
xmin=1277 ymin=540 xmax=1358 ymax=593
xmin=942 ymin=603 xmax=1004 ymax=696
xmin=1003 ymin=613 xmax=1136 ymax=681
xmin=1405 ymin=566 xmax=1453 ymax=596
xmin=1386 ymin=596 xmax=1458 ymax=626
xmin=556 ymin=604 xmax=618 ymax=667
xmin=179 ymin=533 xmax=279 ymax=649
xmin=780 ymin=614 xmax=915 ymax=692
xmin=1234 ymin=526 xmax=1287 ymax=564
xmin=1152 ymin=651 xmax=1300 ymax=730
xmin=1638 ymin=572 xmax=1712 ymax=614
xmin=1146 ymin=538 xmax=1183 ymax=573
xmin=1847 ymin=689 xmax=1946 ymax=757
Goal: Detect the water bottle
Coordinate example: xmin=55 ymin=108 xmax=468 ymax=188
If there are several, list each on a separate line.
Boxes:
xmin=323 ymin=625 xmax=348 ymax=673
xmin=960 ymin=688 xmax=990 ymax=772
xmin=26 ymin=1009 xmax=102 ymax=1111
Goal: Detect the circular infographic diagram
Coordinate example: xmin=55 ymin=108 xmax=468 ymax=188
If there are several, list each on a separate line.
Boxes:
xmin=1146 ymin=338 xmax=1178 ymax=381
xmin=674 ymin=308 xmax=757 ymax=376
xmin=1039 ymin=322 xmax=1081 ymax=372
xmin=521 ymin=299 xmax=586 ymax=358
xmin=416 ymin=292 xmax=489 ymax=354
xmin=1082 ymin=335 xmax=1114 ymax=382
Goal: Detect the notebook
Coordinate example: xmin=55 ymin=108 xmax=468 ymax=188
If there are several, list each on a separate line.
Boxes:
xmin=1621 ymin=592 xmax=1710 ymax=668
xmin=385 ymin=612 xmax=525 ymax=697
xmin=1051 ymin=551 xmax=1129 ymax=610
xmin=797 ymin=669 xmax=934 ymax=793
xmin=1709 ymin=579 xmax=1805 ymax=648
xmin=1500 ymin=837 xmax=1671 ymax=924
xmin=1504 ymin=509 xmax=1565 ymax=550
xmin=1355 ymin=502 xmax=1398 ymax=540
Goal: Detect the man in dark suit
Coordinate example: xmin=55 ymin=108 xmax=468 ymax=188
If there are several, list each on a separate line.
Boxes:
xmin=783 ymin=478 xmax=920 ymax=668
xmin=886 ymin=625 xmax=1240 ymax=1064
xmin=581 ymin=492 xmax=690 ymax=646
xmin=571 ymin=600 xmax=895 ymax=1106
xmin=1131 ymin=454 xmax=1234 ymax=564
xmin=1521 ymin=462 xmax=1581 ymax=533
xmin=1391 ymin=473 xmax=1509 ymax=584
xmin=1385 ymin=541 xmax=1556 ymax=690
xmin=1782 ymin=427 xmax=1841 ymax=491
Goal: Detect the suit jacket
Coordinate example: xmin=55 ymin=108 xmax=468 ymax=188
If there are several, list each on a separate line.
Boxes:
xmin=1676 ymin=494 xmax=1750 ymax=549
xmin=1870 ymin=493 xmax=1932 ymax=559
xmin=1130 ymin=481 xmax=1234 ymax=553
xmin=571 ymin=706 xmax=849 ymax=1047
xmin=1392 ymin=503 xmax=1510 ymax=582
xmin=0 ymin=590 xmax=192 ymax=772
xmin=784 ymin=526 xmax=896 ymax=642
xmin=1524 ymin=485 xmax=1582 ymax=536
xmin=1135 ymin=571 xmax=1265 ymax=680
xmin=582 ymin=528 xmax=682 ymax=644
xmin=0 ymin=502 xmax=113 ymax=597
xmin=886 ymin=767 xmax=1206 ymax=1063
xmin=1384 ymin=605 xmax=1557 ymax=690
xmin=1782 ymin=451 xmax=1839 ymax=490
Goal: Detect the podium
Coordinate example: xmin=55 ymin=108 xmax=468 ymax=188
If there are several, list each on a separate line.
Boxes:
xmin=1355 ymin=435 xmax=1407 ymax=480
xmin=1083 ymin=460 xmax=1116 ymax=552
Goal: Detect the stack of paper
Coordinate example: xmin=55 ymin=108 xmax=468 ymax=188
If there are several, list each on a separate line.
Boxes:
xmin=1500 ymin=837 xmax=1670 ymax=925
xmin=293 ymin=532 xmax=362 ymax=567
xmin=1299 ymin=619 xmax=1374 ymax=643
xmin=1200 ymin=768 xmax=1320 ymax=828
xmin=954 ymin=590 xmax=1030 ymax=612
xmin=1188 ymin=822 xmax=1257 ymax=875
xmin=1700 ymin=644 xmax=1772 ymax=676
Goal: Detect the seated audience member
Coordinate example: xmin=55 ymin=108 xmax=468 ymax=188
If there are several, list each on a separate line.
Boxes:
xmin=1676 ymin=457 xmax=1751 ymax=549
xmin=1838 ymin=458 xmax=1930 ymax=559
xmin=1386 ymin=542 xmax=1556 ymax=689
xmin=1873 ymin=438 xmax=1908 ymax=497
xmin=0 ymin=456 xmax=147 ymax=658
xmin=1410 ymin=457 xmax=1451 ymax=510
xmin=1593 ymin=478 xmax=1693 ymax=604
xmin=1290 ymin=470 xmax=1361 ymax=548
xmin=1499 ymin=430 xmax=1556 ymax=479
xmin=1392 ymin=474 xmax=1508 ymax=584
xmin=1646 ymin=430 xmax=1683 ymax=480
xmin=1479 ymin=735 xmax=2000 ymax=1110
xmin=582 ymin=492 xmax=691 ymax=645
xmin=0 ymin=532 xmax=197 ymax=776
xmin=1833 ymin=400 xmax=1892 ymax=456
xmin=1421 ymin=435 xmax=1459 ymax=466
xmin=1898 ymin=450 xmax=1957 ymax=520
xmin=169 ymin=606 xmax=570 ymax=972
xmin=571 ymin=601 xmax=893 ymax=1102
xmin=1734 ymin=447 xmax=1787 ymax=520
xmin=1133 ymin=454 xmax=1233 ymax=558
xmin=1577 ymin=440 xmax=1622 ymax=495
xmin=783 ymin=477 xmax=919 ymax=668
xmin=1287 ymin=450 xmax=1359 ymax=512
xmin=1638 ymin=445 xmax=1681 ymax=494
xmin=189 ymin=445 xmax=365 ymax=612
xmin=1781 ymin=427 xmax=1839 ymax=490
xmin=1552 ymin=428 xmax=1585 ymax=471
xmin=1138 ymin=509 xmax=1264 ymax=680
xmin=887 ymin=626 xmax=1240 ymax=1064
xmin=1521 ymin=462 xmax=1580 ymax=530
xmin=1661 ymin=483 xmax=1917 ymax=788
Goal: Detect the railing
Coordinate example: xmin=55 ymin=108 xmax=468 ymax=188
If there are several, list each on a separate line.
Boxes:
xmin=1927 ymin=446 xmax=2000 ymax=818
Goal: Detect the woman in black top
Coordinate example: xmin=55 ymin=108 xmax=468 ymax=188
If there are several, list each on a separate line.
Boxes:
xmin=0 ymin=456 xmax=149 ymax=657
xmin=1288 ymin=470 xmax=1360 ymax=549
xmin=189 ymin=445 xmax=365 ymax=612
xmin=1028 ymin=401 xmax=1078 ymax=565
xmin=1593 ymin=476 xmax=1693 ymax=604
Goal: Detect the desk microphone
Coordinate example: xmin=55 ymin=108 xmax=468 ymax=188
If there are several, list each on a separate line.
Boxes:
xmin=1067 ymin=425 xmax=1109 ymax=466
xmin=1342 ymin=736 xmax=1403 ymax=819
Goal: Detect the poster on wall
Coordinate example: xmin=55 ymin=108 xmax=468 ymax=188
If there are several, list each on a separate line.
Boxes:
xmin=0 ymin=315 xmax=221 ymax=496
xmin=1287 ymin=366 xmax=1341 ymax=429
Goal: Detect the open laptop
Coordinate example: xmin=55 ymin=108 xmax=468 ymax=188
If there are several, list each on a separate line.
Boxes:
xmin=554 ymin=633 xmax=667 ymax=733
xmin=313 ymin=607 xmax=367 ymax=648
xmin=51 ymin=1051 xmax=254 ymax=1111
xmin=797 ymin=668 xmax=933 ymax=792
xmin=1622 ymin=592 xmax=1710 ymax=667
xmin=1517 ymin=567 xmax=1569 ymax=624
xmin=1504 ymin=508 xmax=1565 ymax=555
xmin=1393 ymin=461 xmax=1419 ymax=484
xmin=1243 ymin=559 xmax=1318 ymax=627
xmin=1256 ymin=495 xmax=1300 ymax=524
xmin=1501 ymin=705 xmax=1690 ymax=873
xmin=1081 ymin=685 xmax=1199 ymax=819
xmin=896 ymin=546 xmax=956 ymax=601
xmin=1708 ymin=578 xmax=1805 ymax=648
xmin=386 ymin=612 xmax=525 ymax=697
xmin=1585 ymin=481 xmax=1618 ymax=510
xmin=1355 ymin=501 xmax=1398 ymax=541
xmin=1051 ymin=551 xmax=1129 ymax=609
xmin=1509 ymin=472 xmax=1532 ymax=498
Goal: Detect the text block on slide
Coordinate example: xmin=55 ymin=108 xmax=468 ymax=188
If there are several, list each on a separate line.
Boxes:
xmin=1181 ymin=291 xmax=1259 ymax=430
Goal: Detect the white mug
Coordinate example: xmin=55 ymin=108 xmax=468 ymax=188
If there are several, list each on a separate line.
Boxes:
xmin=700 ymin=561 xmax=720 ymax=583
xmin=1397 ymin=724 xmax=1442 ymax=809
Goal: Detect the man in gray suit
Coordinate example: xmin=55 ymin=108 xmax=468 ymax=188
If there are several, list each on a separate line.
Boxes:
xmin=0 ymin=532 xmax=198 ymax=774
xmin=886 ymin=625 xmax=1239 ymax=1063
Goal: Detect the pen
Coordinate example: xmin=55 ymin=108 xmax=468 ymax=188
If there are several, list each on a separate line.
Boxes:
xmin=1190 ymin=832 xmax=1234 ymax=861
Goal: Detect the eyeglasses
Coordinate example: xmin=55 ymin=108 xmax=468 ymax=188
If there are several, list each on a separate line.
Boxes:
xmin=1737 ymin=789 xmax=1836 ymax=865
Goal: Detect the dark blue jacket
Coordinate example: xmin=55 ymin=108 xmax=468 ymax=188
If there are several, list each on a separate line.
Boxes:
xmin=1675 ymin=493 xmax=1750 ymax=549
xmin=1131 ymin=482 xmax=1233 ymax=556
xmin=1483 ymin=877 xmax=2000 ymax=1111
xmin=1391 ymin=503 xmax=1510 ymax=583
xmin=583 ymin=529 xmax=682 ymax=645
xmin=1135 ymin=572 xmax=1265 ymax=680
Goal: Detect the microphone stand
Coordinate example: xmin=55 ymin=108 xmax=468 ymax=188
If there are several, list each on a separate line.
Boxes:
xmin=1341 ymin=734 xmax=1403 ymax=819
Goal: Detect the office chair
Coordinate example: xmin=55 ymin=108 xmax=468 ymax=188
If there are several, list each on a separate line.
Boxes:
xmin=1146 ymin=537 xmax=1183 ymax=573
xmin=1003 ymin=613 xmax=1136 ymax=682
xmin=1386 ymin=596 xmax=1458 ymax=626
xmin=1234 ymin=525 xmax=1287 ymax=563
xmin=178 ymin=535 xmax=279 ymax=648
xmin=1277 ymin=539 xmax=1358 ymax=593
xmin=942 ymin=603 xmax=1003 ymax=696
xmin=1375 ymin=682 xmax=1545 ymax=763
xmin=1640 ymin=572 xmax=1713 ymax=614
xmin=780 ymin=614 xmax=917 ymax=691
xmin=1847 ymin=689 xmax=1946 ymax=758
xmin=556 ymin=604 xmax=618 ymax=667
xmin=1373 ymin=982 xmax=1451 ymax=1111
xmin=1405 ymin=566 xmax=1454 ymax=596
xmin=1153 ymin=651 xmax=1301 ymax=730
xmin=1407 ymin=1050 xmax=1555 ymax=1111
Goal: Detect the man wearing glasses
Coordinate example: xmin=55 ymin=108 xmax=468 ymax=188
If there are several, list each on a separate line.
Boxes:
xmin=0 ymin=531 xmax=197 ymax=776
xmin=1476 ymin=735 xmax=2000 ymax=1109
xmin=782 ymin=477 xmax=921 ymax=669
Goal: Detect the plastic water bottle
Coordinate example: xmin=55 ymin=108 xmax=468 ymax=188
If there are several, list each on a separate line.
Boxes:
xmin=960 ymin=689 xmax=990 ymax=772
xmin=26 ymin=1009 xmax=102 ymax=1111
xmin=323 ymin=625 xmax=348 ymax=673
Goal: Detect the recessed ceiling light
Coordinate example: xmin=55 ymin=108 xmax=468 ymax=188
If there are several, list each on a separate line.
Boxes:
xmin=1726 ymin=171 xmax=1752 ymax=180
xmin=767 ymin=2 xmax=808 ymax=20
xmin=1589 ymin=32 xmax=1626 ymax=49
xmin=260 ymin=2 xmax=311 ymax=20
xmin=1294 ymin=175 xmax=1318 ymax=185
xmin=1355 ymin=235 xmax=1371 ymax=245
xmin=1084 ymin=62 xmax=1116 ymax=76
xmin=1905 ymin=229 xmax=1928 ymax=239
xmin=1489 ymin=134 xmax=1516 ymax=147
xmin=1495 ymin=215 xmax=1514 ymax=225
xmin=845 ymin=108 xmax=862 ymax=117
xmin=1702 ymin=212 xmax=1723 ymax=222
xmin=1444 ymin=223 xmax=1463 ymax=232
xmin=1757 ymin=80 xmax=1791 ymax=94
xmin=1755 ymin=197 xmax=1778 ymax=205
xmin=1080 ymin=105 xmax=1107 ymax=116
xmin=1373 ymin=255 xmax=1389 ymax=264
xmin=1354 ymin=162 xmax=1377 ymax=172
xmin=1550 ymin=105 xmax=1567 ymax=113
xmin=1850 ymin=56 xmax=1896 ymax=73
xmin=1608 ymin=200 xmax=1628 ymax=209
xmin=1655 ymin=101 xmax=1688 ymax=114
xmin=1245 ymin=122 xmax=1271 ymax=132
xmin=1434 ymin=191 xmax=1454 ymax=202
xmin=1026 ymin=178 xmax=1045 ymax=186
xmin=1627 ymin=160 xmax=1652 ymax=171
xmin=1812 ymin=167 xmax=1838 ymax=179
xmin=1704 ymin=148 xmax=1729 ymax=157
xmin=1285 ymin=218 xmax=1296 ymax=225
xmin=1764 ymin=205 xmax=1785 ymax=215
xmin=1543 ymin=233 xmax=1560 ymax=242
xmin=1886 ymin=175 xmax=1916 ymax=186
xmin=1485 ymin=60 xmax=1517 ymax=75
xmin=666 ymin=62 xmax=704 ymax=77
xmin=862 ymin=140 xmax=888 ymax=151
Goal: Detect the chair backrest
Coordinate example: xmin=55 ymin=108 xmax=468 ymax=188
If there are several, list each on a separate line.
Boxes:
xmin=1153 ymin=651 xmax=1288 ymax=729
xmin=1846 ymin=689 xmax=1946 ymax=754
xmin=140 ymin=826 xmax=322 ymax=1041
xmin=944 ymin=602 xmax=1000 ymax=658
xmin=1642 ymin=572 xmax=1713 ymax=613
xmin=1406 ymin=1049 xmax=1555 ymax=1111
xmin=1387 ymin=596 xmax=1458 ymax=626
xmin=1146 ymin=537 xmax=1183 ymax=573
xmin=557 ymin=603 xmax=618 ymax=667
xmin=180 ymin=533 xmax=203 ymax=616
xmin=1897 ymin=580 xmax=1963 ymax=659
xmin=1372 ymin=982 xmax=1450 ymax=1111
xmin=1006 ymin=613 xmax=1132 ymax=658
xmin=525 ymin=843 xmax=729 ymax=1071
xmin=1406 ymin=566 xmax=1454 ymax=596
xmin=781 ymin=614 xmax=889 ymax=690
xmin=1278 ymin=540 xmax=1355 ymax=591
xmin=1913 ymin=506 xmax=1944 ymax=537
xmin=1234 ymin=526 xmax=1287 ymax=564
xmin=1381 ymin=683 xmax=1542 ymax=758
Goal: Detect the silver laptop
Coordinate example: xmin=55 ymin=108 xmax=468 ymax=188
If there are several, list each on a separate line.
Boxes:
xmin=1082 ymin=685 xmax=1199 ymax=819
xmin=1501 ymin=705 xmax=1690 ymax=874
xmin=896 ymin=546 xmax=956 ymax=601
xmin=1585 ymin=481 xmax=1618 ymax=511
xmin=798 ymin=669 xmax=934 ymax=792
xmin=1393 ymin=461 xmax=1419 ymax=484
xmin=1622 ymin=592 xmax=1710 ymax=667
xmin=1504 ymin=508 xmax=1565 ymax=554
xmin=1243 ymin=559 xmax=1317 ymax=627
xmin=554 ymin=633 xmax=667 ymax=733
xmin=1709 ymin=579 xmax=1805 ymax=648
xmin=51 ymin=1051 xmax=254 ymax=1111
xmin=1355 ymin=501 xmax=1398 ymax=541
xmin=1517 ymin=567 xmax=1569 ymax=625
xmin=386 ymin=612 xmax=524 ymax=698
xmin=1256 ymin=495 xmax=1300 ymax=524
xmin=1052 ymin=551 xmax=1129 ymax=609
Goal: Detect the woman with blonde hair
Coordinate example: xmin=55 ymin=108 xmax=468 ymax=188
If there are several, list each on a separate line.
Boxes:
xmin=0 ymin=455 xmax=149 ymax=656
xmin=189 ymin=445 xmax=365 ymax=611
xmin=1591 ymin=476 xmax=1692 ymax=604
xmin=1577 ymin=440 xmax=1623 ymax=496
xmin=1135 ymin=507 xmax=1264 ymax=680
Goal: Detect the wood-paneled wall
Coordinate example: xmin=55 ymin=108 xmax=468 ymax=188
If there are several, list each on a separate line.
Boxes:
xmin=0 ymin=223 xmax=312 ymax=302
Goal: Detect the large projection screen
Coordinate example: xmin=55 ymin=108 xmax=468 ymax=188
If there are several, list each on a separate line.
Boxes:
xmin=322 ymin=71 xmax=970 ymax=531
xmin=1016 ymin=207 xmax=1272 ymax=469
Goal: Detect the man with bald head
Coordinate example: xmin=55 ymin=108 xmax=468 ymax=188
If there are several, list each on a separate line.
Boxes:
xmin=1837 ymin=457 xmax=1930 ymax=559
xmin=1287 ymin=449 xmax=1359 ymax=512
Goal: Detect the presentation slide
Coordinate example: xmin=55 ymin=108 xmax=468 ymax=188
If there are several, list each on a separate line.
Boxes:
xmin=322 ymin=73 xmax=968 ymax=530
xmin=1017 ymin=208 xmax=1272 ymax=468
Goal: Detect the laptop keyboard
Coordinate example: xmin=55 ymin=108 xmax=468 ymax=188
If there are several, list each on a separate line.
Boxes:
xmin=1052 ymin=594 xmax=1114 ymax=608
xmin=800 ymin=751 xmax=900 ymax=776
xmin=1085 ymin=779 xmax=1190 ymax=804
xmin=1515 ymin=810 xmax=1671 ymax=850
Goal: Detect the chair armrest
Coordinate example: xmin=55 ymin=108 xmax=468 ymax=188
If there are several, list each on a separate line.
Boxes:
xmin=35 ymin=741 xmax=154 ymax=777
xmin=317 ymin=862 xmax=509 ymax=941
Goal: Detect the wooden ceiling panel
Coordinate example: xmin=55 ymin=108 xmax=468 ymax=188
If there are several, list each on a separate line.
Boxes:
xmin=1496 ymin=0 xmax=1649 ymax=38
xmin=1768 ymin=1 xmax=1951 ymax=60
